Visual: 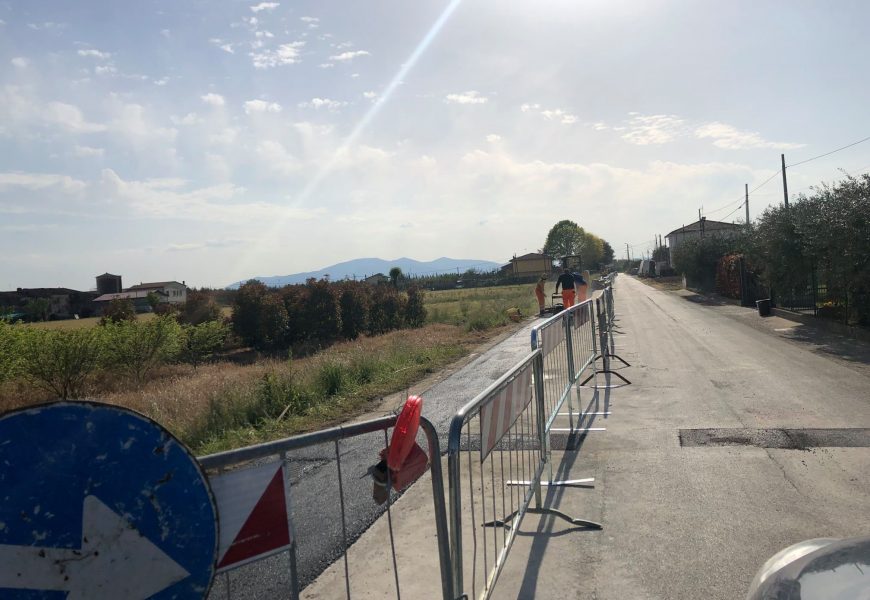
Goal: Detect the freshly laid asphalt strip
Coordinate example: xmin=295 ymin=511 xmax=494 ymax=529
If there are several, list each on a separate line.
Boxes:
xmin=206 ymin=319 xmax=540 ymax=599
xmin=679 ymin=427 xmax=870 ymax=449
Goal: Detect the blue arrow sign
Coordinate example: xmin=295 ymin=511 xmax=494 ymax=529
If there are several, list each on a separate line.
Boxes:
xmin=0 ymin=402 xmax=217 ymax=599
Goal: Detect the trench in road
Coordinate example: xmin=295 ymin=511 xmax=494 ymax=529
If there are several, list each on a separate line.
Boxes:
xmin=206 ymin=319 xmax=540 ymax=599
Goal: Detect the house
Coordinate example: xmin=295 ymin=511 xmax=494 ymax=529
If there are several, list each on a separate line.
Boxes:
xmin=0 ymin=288 xmax=97 ymax=319
xmin=93 ymin=290 xmax=161 ymax=313
xmin=506 ymin=253 xmax=554 ymax=277
xmin=665 ymin=218 xmax=741 ymax=263
xmin=125 ymin=281 xmax=188 ymax=304
xmin=363 ymin=273 xmax=390 ymax=285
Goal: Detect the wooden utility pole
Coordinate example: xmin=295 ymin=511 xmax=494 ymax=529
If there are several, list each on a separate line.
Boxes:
xmin=781 ymin=154 xmax=789 ymax=208
xmin=626 ymin=243 xmax=630 ymax=262
xmin=745 ymin=183 xmax=750 ymax=225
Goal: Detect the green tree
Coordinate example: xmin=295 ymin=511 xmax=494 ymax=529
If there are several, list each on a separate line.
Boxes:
xmin=19 ymin=327 xmax=105 ymax=399
xmin=232 ymin=280 xmax=290 ymax=350
xmin=602 ymin=241 xmax=616 ymax=265
xmin=146 ymin=291 xmax=161 ymax=311
xmin=338 ymin=283 xmax=369 ymax=340
xmin=389 ymin=266 xmax=403 ymax=289
xmin=404 ymin=285 xmax=427 ymax=327
xmin=672 ymin=236 xmax=735 ymax=291
xmin=180 ymin=320 xmax=229 ymax=369
xmin=304 ymin=279 xmax=341 ymax=342
xmin=103 ymin=316 xmax=183 ymax=384
xmin=24 ymin=298 xmax=50 ymax=322
xmin=178 ymin=289 xmax=222 ymax=325
xmin=100 ymin=298 xmax=136 ymax=325
xmin=542 ymin=220 xmax=585 ymax=258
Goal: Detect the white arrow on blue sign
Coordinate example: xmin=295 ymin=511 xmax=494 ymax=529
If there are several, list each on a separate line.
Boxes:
xmin=0 ymin=402 xmax=218 ymax=599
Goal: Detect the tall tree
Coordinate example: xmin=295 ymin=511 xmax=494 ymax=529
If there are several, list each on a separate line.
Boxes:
xmin=388 ymin=266 xmax=403 ymax=288
xmin=542 ymin=220 xmax=586 ymax=258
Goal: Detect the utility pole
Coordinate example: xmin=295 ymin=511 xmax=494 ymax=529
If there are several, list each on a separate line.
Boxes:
xmin=625 ymin=243 xmax=630 ymax=262
xmin=745 ymin=183 xmax=750 ymax=225
xmin=781 ymin=154 xmax=789 ymax=208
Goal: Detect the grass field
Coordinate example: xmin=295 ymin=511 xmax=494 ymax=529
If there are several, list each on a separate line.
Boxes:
xmin=1 ymin=285 xmax=537 ymax=453
xmin=425 ymin=283 xmax=544 ymax=329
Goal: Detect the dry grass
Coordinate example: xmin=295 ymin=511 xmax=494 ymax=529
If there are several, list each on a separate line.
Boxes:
xmin=0 ymin=323 xmax=510 ymax=454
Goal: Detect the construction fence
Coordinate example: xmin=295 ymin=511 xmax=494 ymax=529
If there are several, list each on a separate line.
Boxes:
xmin=194 ymin=274 xmax=626 ymax=600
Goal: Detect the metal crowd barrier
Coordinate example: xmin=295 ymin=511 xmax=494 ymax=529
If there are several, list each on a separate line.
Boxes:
xmin=199 ymin=414 xmax=455 ymax=600
xmin=530 ymin=299 xmax=605 ymax=484
xmin=447 ymin=350 xmax=601 ymax=600
xmin=588 ymin=274 xmax=631 ymax=387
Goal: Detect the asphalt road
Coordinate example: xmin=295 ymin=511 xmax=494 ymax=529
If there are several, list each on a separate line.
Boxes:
xmin=499 ymin=275 xmax=870 ymax=599
xmin=207 ymin=318 xmax=539 ymax=599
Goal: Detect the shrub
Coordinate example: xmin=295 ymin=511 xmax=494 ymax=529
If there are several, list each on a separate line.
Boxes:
xmin=304 ymin=279 xmax=341 ymax=342
xmin=0 ymin=322 xmax=22 ymax=384
xmin=103 ymin=316 xmax=183 ymax=384
xmin=233 ymin=280 xmax=290 ymax=351
xmin=404 ymin=285 xmax=426 ymax=327
xmin=178 ymin=290 xmax=222 ymax=325
xmin=18 ymin=326 xmax=105 ymax=399
xmin=369 ymin=285 xmax=404 ymax=334
xmin=180 ymin=320 xmax=229 ymax=369
xmin=338 ymin=283 xmax=370 ymax=340
xmin=100 ymin=298 xmax=135 ymax=325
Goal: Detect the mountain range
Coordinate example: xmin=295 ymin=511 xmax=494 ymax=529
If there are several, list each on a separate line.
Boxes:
xmin=226 ymin=257 xmax=504 ymax=288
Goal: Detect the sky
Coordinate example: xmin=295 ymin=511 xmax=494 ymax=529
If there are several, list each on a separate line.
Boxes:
xmin=2 ymin=0 xmax=870 ymax=290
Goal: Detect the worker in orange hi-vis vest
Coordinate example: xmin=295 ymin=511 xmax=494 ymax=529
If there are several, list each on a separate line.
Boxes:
xmin=555 ymin=267 xmax=575 ymax=308
xmin=535 ymin=274 xmax=547 ymax=316
xmin=573 ymin=271 xmax=588 ymax=302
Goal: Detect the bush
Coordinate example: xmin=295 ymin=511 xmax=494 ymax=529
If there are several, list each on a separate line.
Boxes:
xmin=369 ymin=285 xmax=404 ymax=335
xmin=232 ymin=280 xmax=290 ymax=351
xmin=100 ymin=299 xmax=136 ymax=325
xmin=18 ymin=327 xmax=105 ymax=399
xmin=304 ymin=279 xmax=341 ymax=342
xmin=103 ymin=316 xmax=183 ymax=384
xmin=180 ymin=321 xmax=229 ymax=368
xmin=672 ymin=236 xmax=735 ymax=292
xmin=178 ymin=290 xmax=222 ymax=325
xmin=404 ymin=285 xmax=427 ymax=327
xmin=0 ymin=322 xmax=22 ymax=384
xmin=338 ymin=283 xmax=370 ymax=340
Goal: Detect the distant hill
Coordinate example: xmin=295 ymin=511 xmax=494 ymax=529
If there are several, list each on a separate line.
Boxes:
xmin=226 ymin=257 xmax=503 ymax=288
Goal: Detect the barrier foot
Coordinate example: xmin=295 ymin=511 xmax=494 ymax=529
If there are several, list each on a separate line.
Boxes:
xmin=484 ymin=507 xmax=602 ymax=530
xmin=579 ymin=370 xmax=632 ymax=388
xmin=595 ymin=353 xmax=632 ymax=367
xmin=506 ymin=478 xmax=594 ymax=488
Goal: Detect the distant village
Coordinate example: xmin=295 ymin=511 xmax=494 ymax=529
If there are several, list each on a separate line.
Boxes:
xmin=0 ymin=274 xmax=188 ymax=322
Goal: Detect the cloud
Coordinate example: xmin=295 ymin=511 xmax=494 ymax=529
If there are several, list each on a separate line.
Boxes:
xmin=695 ymin=122 xmax=804 ymax=150
xmin=210 ymin=128 xmax=239 ymax=145
xmin=171 ymin=112 xmax=201 ymax=125
xmin=521 ymin=103 xmax=577 ymax=124
xmin=77 ymin=49 xmax=111 ymax=59
xmin=244 ymin=99 xmax=282 ymax=114
xmin=445 ymin=91 xmax=488 ymax=105
xmin=621 ymin=114 xmax=686 ymax=145
xmin=363 ymin=91 xmax=377 ymax=99
xmin=109 ymin=104 xmax=177 ymax=141
xmin=167 ymin=239 xmax=247 ymax=252
xmin=27 ymin=22 xmax=67 ymax=31
xmin=250 ymin=2 xmax=279 ymax=12
xmin=0 ymin=172 xmax=87 ymax=192
xmin=329 ymin=50 xmax=370 ymax=62
xmin=257 ymin=140 xmax=299 ymax=174
xmin=298 ymin=98 xmax=347 ymax=110
xmin=201 ymin=93 xmax=225 ymax=106
xmin=153 ymin=77 xmax=170 ymax=86
xmin=486 ymin=134 xmax=501 ymax=142
xmin=44 ymin=102 xmax=107 ymax=133
xmin=250 ymin=41 xmax=305 ymax=69
xmin=319 ymin=63 xmax=334 ymax=69
xmin=301 ymin=16 xmax=319 ymax=28
xmin=161 ymin=29 xmax=170 ymax=38
xmin=73 ymin=145 xmax=105 ymax=158
xmin=10 ymin=57 xmax=29 ymax=69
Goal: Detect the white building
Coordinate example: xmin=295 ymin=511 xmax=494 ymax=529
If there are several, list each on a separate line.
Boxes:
xmin=665 ymin=218 xmax=741 ymax=263
xmin=125 ymin=281 xmax=188 ymax=304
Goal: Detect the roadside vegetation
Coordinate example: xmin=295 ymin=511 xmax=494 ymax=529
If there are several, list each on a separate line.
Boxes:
xmin=661 ymin=173 xmax=870 ymax=326
xmin=0 ymin=282 xmax=534 ymax=453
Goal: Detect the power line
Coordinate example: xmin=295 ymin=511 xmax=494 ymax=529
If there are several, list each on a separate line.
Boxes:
xmin=721 ymin=202 xmax=744 ymax=221
xmin=787 ymin=135 xmax=870 ymax=168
